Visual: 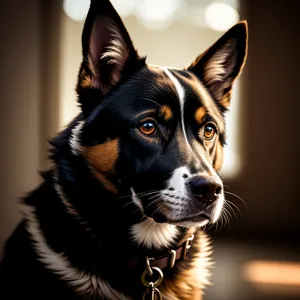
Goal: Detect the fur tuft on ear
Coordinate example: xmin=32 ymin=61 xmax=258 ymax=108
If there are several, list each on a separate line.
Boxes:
xmin=188 ymin=21 xmax=248 ymax=109
xmin=86 ymin=17 xmax=130 ymax=92
xmin=76 ymin=0 xmax=144 ymax=116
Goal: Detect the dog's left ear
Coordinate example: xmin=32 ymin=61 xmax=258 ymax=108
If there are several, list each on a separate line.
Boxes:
xmin=77 ymin=0 xmax=143 ymax=115
xmin=188 ymin=21 xmax=248 ymax=109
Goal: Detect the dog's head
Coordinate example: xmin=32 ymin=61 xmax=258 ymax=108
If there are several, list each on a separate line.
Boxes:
xmin=76 ymin=0 xmax=248 ymax=229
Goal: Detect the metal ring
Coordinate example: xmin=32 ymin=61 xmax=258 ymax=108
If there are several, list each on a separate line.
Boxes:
xmin=141 ymin=266 xmax=164 ymax=288
xmin=146 ymin=256 xmax=154 ymax=276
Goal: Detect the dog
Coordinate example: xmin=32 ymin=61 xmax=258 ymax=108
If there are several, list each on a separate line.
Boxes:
xmin=0 ymin=0 xmax=248 ymax=299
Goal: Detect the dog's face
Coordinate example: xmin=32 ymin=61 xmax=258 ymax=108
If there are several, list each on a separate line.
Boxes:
xmin=76 ymin=0 xmax=248 ymax=228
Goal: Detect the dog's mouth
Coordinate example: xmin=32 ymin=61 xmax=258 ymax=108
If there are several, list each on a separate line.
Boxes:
xmin=168 ymin=213 xmax=211 ymax=223
xmin=140 ymin=193 xmax=223 ymax=227
xmin=150 ymin=210 xmax=212 ymax=226
xmin=142 ymin=196 xmax=216 ymax=225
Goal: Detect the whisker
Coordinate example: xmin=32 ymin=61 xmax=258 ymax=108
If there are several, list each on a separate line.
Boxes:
xmin=224 ymin=205 xmax=235 ymax=223
xmin=224 ymin=201 xmax=234 ymax=215
xmin=217 ymin=208 xmax=228 ymax=231
xmin=224 ymin=191 xmax=247 ymax=208
xmin=131 ymin=207 xmax=140 ymax=215
xmin=225 ymin=199 xmax=242 ymax=217
xmin=150 ymin=202 xmax=165 ymax=218
xmin=225 ymin=199 xmax=240 ymax=210
xmin=218 ymin=211 xmax=226 ymax=232
xmin=224 ymin=209 xmax=232 ymax=230
xmin=122 ymin=200 xmax=134 ymax=209
xmin=212 ymin=203 xmax=236 ymax=232
xmin=144 ymin=195 xmax=161 ymax=209
xmin=136 ymin=190 xmax=160 ymax=197
xmin=116 ymin=190 xmax=158 ymax=200
xmin=121 ymin=190 xmax=160 ymax=209
xmin=202 ymin=220 xmax=212 ymax=232
xmin=212 ymin=214 xmax=220 ymax=233
xmin=147 ymin=193 xmax=160 ymax=201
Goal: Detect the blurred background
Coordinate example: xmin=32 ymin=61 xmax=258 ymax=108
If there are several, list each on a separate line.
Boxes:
xmin=0 ymin=0 xmax=299 ymax=299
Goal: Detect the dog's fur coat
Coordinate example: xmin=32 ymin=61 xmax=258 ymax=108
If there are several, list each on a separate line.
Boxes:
xmin=0 ymin=0 xmax=248 ymax=299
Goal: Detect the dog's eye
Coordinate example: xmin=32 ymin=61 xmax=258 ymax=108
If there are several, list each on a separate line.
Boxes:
xmin=139 ymin=122 xmax=156 ymax=136
xmin=203 ymin=123 xmax=216 ymax=140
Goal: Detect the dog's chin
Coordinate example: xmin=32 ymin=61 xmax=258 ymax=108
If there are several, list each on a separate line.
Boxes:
xmin=150 ymin=212 xmax=168 ymax=224
xmin=150 ymin=212 xmax=211 ymax=228
xmin=167 ymin=214 xmax=211 ymax=228
xmin=171 ymin=219 xmax=210 ymax=228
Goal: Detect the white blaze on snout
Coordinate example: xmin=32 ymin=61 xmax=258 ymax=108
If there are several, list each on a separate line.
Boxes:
xmin=162 ymin=68 xmax=190 ymax=150
xmin=166 ymin=166 xmax=191 ymax=196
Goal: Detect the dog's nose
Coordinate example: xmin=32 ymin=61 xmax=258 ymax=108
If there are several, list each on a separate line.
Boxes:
xmin=187 ymin=176 xmax=222 ymax=204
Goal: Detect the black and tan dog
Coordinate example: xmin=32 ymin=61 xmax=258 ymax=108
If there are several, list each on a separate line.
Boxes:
xmin=0 ymin=0 xmax=248 ymax=299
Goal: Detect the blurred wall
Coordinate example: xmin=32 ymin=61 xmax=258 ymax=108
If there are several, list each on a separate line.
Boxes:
xmin=226 ymin=0 xmax=300 ymax=239
xmin=0 ymin=0 xmax=61 ymax=257
xmin=0 ymin=0 xmax=41 ymax=257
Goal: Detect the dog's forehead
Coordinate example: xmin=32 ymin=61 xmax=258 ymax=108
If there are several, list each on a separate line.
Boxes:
xmin=119 ymin=66 xmax=205 ymax=109
xmin=137 ymin=65 xmax=225 ymax=130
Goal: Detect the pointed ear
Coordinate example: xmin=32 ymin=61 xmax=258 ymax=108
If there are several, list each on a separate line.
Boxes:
xmin=188 ymin=21 xmax=248 ymax=109
xmin=76 ymin=0 xmax=144 ymax=115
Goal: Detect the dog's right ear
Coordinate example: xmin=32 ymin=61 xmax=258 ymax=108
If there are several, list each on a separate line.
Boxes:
xmin=77 ymin=0 xmax=143 ymax=116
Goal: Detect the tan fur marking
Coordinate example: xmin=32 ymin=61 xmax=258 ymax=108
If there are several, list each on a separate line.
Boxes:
xmin=213 ymin=142 xmax=224 ymax=171
xmin=195 ymin=107 xmax=206 ymax=124
xmin=91 ymin=171 xmax=118 ymax=194
xmin=78 ymin=66 xmax=100 ymax=90
xmin=160 ymin=105 xmax=173 ymax=121
xmin=160 ymin=230 xmax=213 ymax=300
xmin=188 ymin=72 xmax=225 ymax=132
xmin=80 ymin=74 xmax=93 ymax=89
xmin=219 ymin=87 xmax=233 ymax=108
xmin=85 ymin=139 xmax=119 ymax=194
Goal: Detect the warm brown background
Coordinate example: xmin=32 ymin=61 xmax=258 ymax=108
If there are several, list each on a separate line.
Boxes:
xmin=0 ymin=1 xmax=299 ymax=299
